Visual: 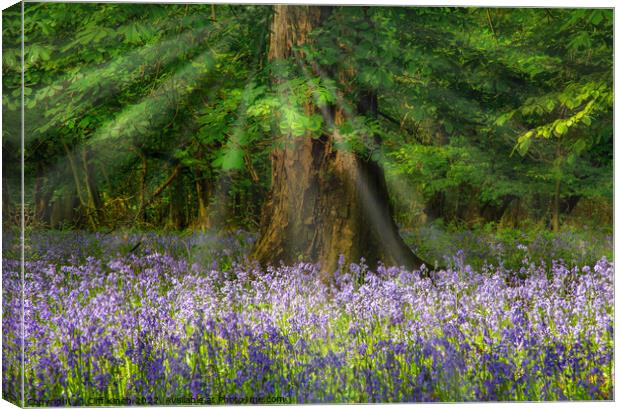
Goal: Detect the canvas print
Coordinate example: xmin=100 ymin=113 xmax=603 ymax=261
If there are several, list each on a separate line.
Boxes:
xmin=1 ymin=2 xmax=614 ymax=405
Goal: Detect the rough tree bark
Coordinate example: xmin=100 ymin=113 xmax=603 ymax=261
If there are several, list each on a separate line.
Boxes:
xmin=252 ymin=5 xmax=424 ymax=274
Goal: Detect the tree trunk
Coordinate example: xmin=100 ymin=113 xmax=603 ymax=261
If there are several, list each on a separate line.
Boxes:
xmin=82 ymin=145 xmax=101 ymax=224
xmin=168 ymin=172 xmax=186 ymax=230
xmin=132 ymin=146 xmax=148 ymax=223
xmin=64 ymin=143 xmax=86 ymax=208
xmin=551 ymin=178 xmax=560 ymax=232
xmin=252 ymin=5 xmax=423 ymax=274
xmin=64 ymin=143 xmax=96 ymax=229
xmin=194 ymin=168 xmax=211 ymax=230
xmin=33 ymin=163 xmax=49 ymax=224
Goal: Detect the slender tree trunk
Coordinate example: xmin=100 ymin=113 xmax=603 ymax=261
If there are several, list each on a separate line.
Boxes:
xmin=551 ymin=144 xmax=562 ymax=232
xmin=194 ymin=169 xmax=211 ymax=230
xmin=64 ymin=143 xmax=96 ymax=229
xmin=552 ymin=178 xmax=560 ymax=232
xmin=132 ymin=147 xmax=148 ymax=223
xmin=2 ymin=178 xmax=12 ymax=228
xmin=33 ymin=163 xmax=48 ymax=224
xmin=253 ymin=5 xmax=423 ymax=274
xmin=49 ymin=199 xmax=62 ymax=229
xmin=64 ymin=143 xmax=86 ymax=208
xmin=82 ymin=146 xmax=101 ymax=224
xmin=168 ymin=172 xmax=186 ymax=229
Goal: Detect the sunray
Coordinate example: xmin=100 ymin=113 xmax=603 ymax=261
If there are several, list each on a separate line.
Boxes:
xmin=25 ymin=7 xmax=248 ymax=228
xmin=292 ymin=57 xmax=426 ymax=264
xmin=89 ymin=50 xmax=215 ymax=147
xmin=35 ymin=46 xmax=220 ymax=226
xmin=25 ymin=17 xmax=219 ymax=144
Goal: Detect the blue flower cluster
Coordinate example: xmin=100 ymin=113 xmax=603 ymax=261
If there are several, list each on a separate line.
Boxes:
xmin=2 ymin=232 xmax=614 ymax=404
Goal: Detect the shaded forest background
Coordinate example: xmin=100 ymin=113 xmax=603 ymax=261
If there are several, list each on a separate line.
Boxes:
xmin=2 ymin=4 xmax=612 ymax=245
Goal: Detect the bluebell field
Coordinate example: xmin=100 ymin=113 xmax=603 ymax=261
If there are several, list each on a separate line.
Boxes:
xmin=2 ymin=230 xmax=614 ymax=404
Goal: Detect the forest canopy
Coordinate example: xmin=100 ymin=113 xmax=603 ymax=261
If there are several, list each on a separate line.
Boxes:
xmin=2 ymin=4 xmax=613 ymax=244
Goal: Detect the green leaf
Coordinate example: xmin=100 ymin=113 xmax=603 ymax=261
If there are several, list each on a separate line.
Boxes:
xmin=572 ymin=139 xmax=587 ymax=154
xmin=306 ymin=114 xmax=323 ymax=133
xmin=517 ymin=137 xmax=531 ymax=156
xmin=554 ymin=121 xmax=568 ymax=136
xmin=213 ymin=147 xmax=244 ymax=171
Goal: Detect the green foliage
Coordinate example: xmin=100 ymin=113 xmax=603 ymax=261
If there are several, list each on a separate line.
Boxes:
xmin=381 ymin=7 xmax=612 ymax=228
xmin=3 ymin=4 xmax=612 ymax=232
xmin=5 ymin=3 xmax=273 ymax=229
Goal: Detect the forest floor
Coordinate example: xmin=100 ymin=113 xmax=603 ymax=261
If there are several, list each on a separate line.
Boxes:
xmin=2 ymin=227 xmax=614 ymax=403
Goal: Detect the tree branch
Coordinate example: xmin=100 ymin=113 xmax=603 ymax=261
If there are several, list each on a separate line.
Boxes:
xmin=378 ymin=110 xmax=425 ymax=144
xmin=144 ymin=164 xmax=181 ymax=207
